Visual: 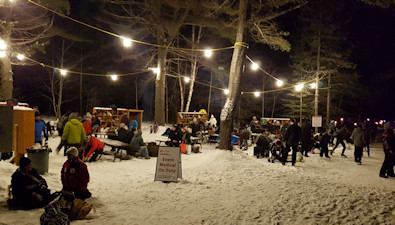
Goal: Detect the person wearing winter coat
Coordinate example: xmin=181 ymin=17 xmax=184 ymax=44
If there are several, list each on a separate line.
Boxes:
xmin=10 ymin=157 xmax=53 ymax=209
xmin=82 ymin=116 xmax=92 ymax=136
xmin=56 ymin=111 xmax=72 ymax=153
xmin=34 ymin=111 xmax=48 ymax=144
xmin=301 ymin=120 xmax=313 ymax=157
xmin=331 ymin=125 xmax=348 ymax=157
xmin=351 ymin=124 xmax=365 ymax=164
xmin=128 ymin=130 xmax=150 ymax=159
xmin=82 ymin=135 xmax=104 ymax=162
xmin=61 ymin=113 xmax=87 ymax=155
xmin=254 ymin=134 xmax=271 ymax=158
xmin=282 ymin=118 xmax=301 ymax=166
xmin=362 ymin=123 xmax=371 ymax=157
xmin=380 ymin=123 xmax=395 ymax=178
xmin=167 ymin=125 xmax=182 ymax=147
xmin=320 ymin=132 xmax=331 ymax=158
xmin=62 ymin=147 xmax=91 ymax=200
xmin=118 ymin=123 xmax=134 ymax=144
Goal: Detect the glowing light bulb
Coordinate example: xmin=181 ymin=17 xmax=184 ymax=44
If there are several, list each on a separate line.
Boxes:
xmin=122 ymin=37 xmax=132 ymax=48
xmin=309 ymin=83 xmax=317 ymax=89
xmin=111 ymin=75 xmax=118 ymax=81
xmin=295 ymin=83 xmax=304 ymax=92
xmin=251 ymin=63 xmax=259 ymax=71
xmin=224 ymin=89 xmax=229 ymax=95
xmin=276 ymin=80 xmax=284 ymax=87
xmin=60 ymin=69 xmax=68 ymax=76
xmin=254 ymin=92 xmax=260 ymax=97
xmin=0 ymin=40 xmax=7 ymax=50
xmin=204 ymin=49 xmax=213 ymax=58
xmin=149 ymin=67 xmax=159 ymax=74
xmin=184 ymin=77 xmax=190 ymax=83
xmin=17 ymin=54 xmax=25 ymax=60
xmin=0 ymin=51 xmax=5 ymax=58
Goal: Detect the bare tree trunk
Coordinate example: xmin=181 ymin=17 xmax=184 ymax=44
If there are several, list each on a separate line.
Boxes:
xmin=135 ymin=76 xmax=138 ymax=109
xmin=177 ymin=38 xmax=185 ymax=112
xmin=219 ymin=0 xmax=248 ymax=150
xmin=314 ymin=2 xmax=322 ymax=133
xmin=155 ymin=45 xmax=167 ymax=125
xmin=207 ymin=71 xmax=212 ymax=116
xmin=0 ymin=56 xmax=13 ymax=99
xmin=56 ymin=39 xmax=66 ymax=118
xmin=326 ymin=74 xmax=331 ymax=128
xmin=185 ymin=26 xmax=202 ymax=112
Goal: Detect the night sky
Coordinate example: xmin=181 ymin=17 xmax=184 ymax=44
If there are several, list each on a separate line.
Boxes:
xmin=9 ymin=0 xmax=395 ymax=121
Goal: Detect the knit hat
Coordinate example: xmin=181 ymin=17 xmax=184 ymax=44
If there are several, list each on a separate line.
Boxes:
xmin=19 ymin=157 xmax=32 ymax=168
xmin=35 ymin=111 xmax=40 ymax=117
xmin=66 ymin=147 xmax=79 ymax=157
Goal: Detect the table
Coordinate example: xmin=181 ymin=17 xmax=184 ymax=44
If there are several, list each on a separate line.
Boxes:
xmin=99 ymin=138 xmax=129 ymax=162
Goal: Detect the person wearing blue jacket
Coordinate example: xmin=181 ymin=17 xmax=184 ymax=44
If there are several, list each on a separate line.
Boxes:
xmin=34 ymin=111 xmax=48 ymax=144
xmin=129 ymin=118 xmax=138 ymax=131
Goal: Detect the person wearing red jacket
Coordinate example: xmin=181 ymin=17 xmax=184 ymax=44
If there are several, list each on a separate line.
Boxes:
xmin=82 ymin=116 xmax=92 ymax=136
xmin=82 ymin=135 xmax=104 ymax=162
xmin=62 ymin=147 xmax=91 ymax=200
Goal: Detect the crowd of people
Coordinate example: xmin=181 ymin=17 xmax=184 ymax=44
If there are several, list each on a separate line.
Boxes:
xmin=248 ymin=116 xmax=394 ymax=178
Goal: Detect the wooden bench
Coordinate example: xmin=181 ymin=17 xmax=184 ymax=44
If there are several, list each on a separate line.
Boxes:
xmin=98 ymin=138 xmax=129 ymax=162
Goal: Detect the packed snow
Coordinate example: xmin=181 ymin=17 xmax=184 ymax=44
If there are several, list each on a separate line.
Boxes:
xmin=0 ymin=122 xmax=394 ymax=225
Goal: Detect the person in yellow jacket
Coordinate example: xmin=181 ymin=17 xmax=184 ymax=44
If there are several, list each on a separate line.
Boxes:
xmin=60 ymin=113 xmax=87 ymax=156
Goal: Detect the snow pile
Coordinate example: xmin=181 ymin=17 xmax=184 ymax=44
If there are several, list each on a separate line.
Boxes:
xmin=0 ymin=122 xmax=394 ymax=225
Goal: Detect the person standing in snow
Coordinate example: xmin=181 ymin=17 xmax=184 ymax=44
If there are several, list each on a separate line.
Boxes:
xmin=351 ymin=123 xmax=365 ymax=164
xmin=282 ymin=118 xmax=301 ymax=166
xmin=380 ymin=122 xmax=395 ymax=178
xmin=34 ymin=111 xmax=48 ymax=145
xmin=331 ymin=125 xmax=348 ymax=157
xmin=61 ymin=113 xmax=87 ymax=156
xmin=56 ymin=110 xmax=72 ymax=152
xmin=362 ymin=123 xmax=371 ymax=157
xmin=82 ymin=116 xmax=92 ymax=136
xmin=62 ymin=147 xmax=91 ymax=200
xmin=301 ymin=119 xmax=313 ymax=157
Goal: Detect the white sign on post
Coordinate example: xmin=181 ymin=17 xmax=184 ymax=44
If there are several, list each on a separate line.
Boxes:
xmin=312 ymin=115 xmax=322 ymax=127
xmin=154 ymin=147 xmax=182 ymax=182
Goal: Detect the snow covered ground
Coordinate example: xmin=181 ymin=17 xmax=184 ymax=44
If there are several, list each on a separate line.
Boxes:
xmin=0 ymin=122 xmax=394 ymax=225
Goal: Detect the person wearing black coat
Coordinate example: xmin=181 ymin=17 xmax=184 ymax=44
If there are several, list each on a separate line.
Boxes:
xmin=380 ymin=123 xmax=395 ymax=178
xmin=10 ymin=157 xmax=53 ymax=209
xmin=254 ymin=134 xmax=271 ymax=158
xmin=301 ymin=120 xmax=313 ymax=157
xmin=282 ymin=118 xmax=302 ymax=166
xmin=167 ymin=125 xmax=182 ymax=147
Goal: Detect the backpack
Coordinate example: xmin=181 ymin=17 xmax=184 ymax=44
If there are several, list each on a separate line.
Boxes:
xmin=57 ymin=116 xmax=68 ymax=130
xmin=40 ymin=191 xmax=75 ymax=225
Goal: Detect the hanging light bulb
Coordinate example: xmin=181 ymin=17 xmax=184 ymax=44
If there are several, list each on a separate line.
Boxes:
xmin=224 ymin=89 xmax=229 ymax=95
xmin=276 ymin=80 xmax=284 ymax=87
xmin=251 ymin=63 xmax=259 ymax=71
xmin=204 ymin=49 xmax=213 ymax=58
xmin=254 ymin=91 xmax=260 ymax=97
xmin=0 ymin=51 xmax=6 ymax=58
xmin=309 ymin=83 xmax=317 ymax=89
xmin=16 ymin=54 xmax=25 ymax=60
xmin=60 ymin=69 xmax=68 ymax=76
xmin=111 ymin=74 xmax=118 ymax=81
xmin=122 ymin=37 xmax=132 ymax=48
xmin=184 ymin=77 xmax=190 ymax=83
xmin=149 ymin=67 xmax=160 ymax=74
xmin=295 ymin=83 xmax=304 ymax=92
xmin=0 ymin=39 xmax=7 ymax=50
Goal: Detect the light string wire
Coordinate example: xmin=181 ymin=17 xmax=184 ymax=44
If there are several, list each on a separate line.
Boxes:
xmin=26 ymin=0 xmax=237 ymax=52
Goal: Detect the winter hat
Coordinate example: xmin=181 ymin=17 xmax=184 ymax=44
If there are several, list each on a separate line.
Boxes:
xmin=66 ymin=147 xmax=79 ymax=157
xmin=68 ymin=113 xmax=78 ymax=120
xmin=19 ymin=157 xmax=32 ymax=168
xmin=35 ymin=111 xmax=40 ymax=117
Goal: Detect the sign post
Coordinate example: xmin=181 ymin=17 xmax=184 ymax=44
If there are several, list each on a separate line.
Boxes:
xmin=154 ymin=147 xmax=182 ymax=182
xmin=312 ymin=115 xmax=322 ymax=128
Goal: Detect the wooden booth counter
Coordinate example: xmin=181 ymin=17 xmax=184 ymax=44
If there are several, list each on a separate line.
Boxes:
xmin=92 ymin=107 xmax=144 ymax=129
xmin=0 ymin=106 xmax=34 ymax=165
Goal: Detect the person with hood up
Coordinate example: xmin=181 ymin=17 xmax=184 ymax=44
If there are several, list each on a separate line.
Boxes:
xmin=351 ymin=123 xmax=365 ymax=165
xmin=34 ymin=111 xmax=48 ymax=145
xmin=61 ymin=113 xmax=87 ymax=156
xmin=128 ymin=130 xmax=150 ymax=159
xmin=61 ymin=147 xmax=91 ymax=200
